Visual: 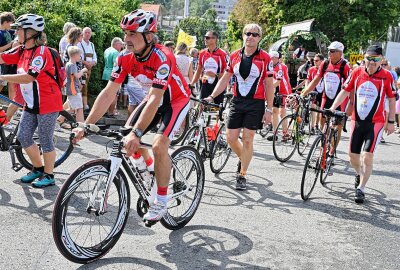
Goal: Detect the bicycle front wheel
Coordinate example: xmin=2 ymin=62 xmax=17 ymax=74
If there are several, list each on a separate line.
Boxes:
xmin=320 ymin=130 xmax=337 ymax=185
xmin=16 ymin=110 xmax=76 ymax=170
xmin=301 ymin=136 xmax=323 ymax=201
xmin=273 ymin=114 xmax=297 ymax=162
xmin=161 ymin=146 xmax=205 ymax=230
xmin=52 ymin=159 xmax=130 ymax=264
xmin=210 ymin=123 xmax=231 ymax=173
xmin=297 ymin=116 xmax=313 ymax=156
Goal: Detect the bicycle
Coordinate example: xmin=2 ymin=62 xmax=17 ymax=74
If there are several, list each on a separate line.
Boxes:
xmin=0 ymin=94 xmax=76 ymax=171
xmin=181 ymin=98 xmax=231 ymax=174
xmin=272 ymin=92 xmax=317 ymax=162
xmin=300 ymin=108 xmax=346 ymax=201
xmin=52 ymin=126 xmax=205 ymax=263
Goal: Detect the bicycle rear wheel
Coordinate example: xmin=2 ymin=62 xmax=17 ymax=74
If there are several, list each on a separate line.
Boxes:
xmin=52 ymin=159 xmax=130 ymax=264
xmin=15 ymin=110 xmax=76 ymax=170
xmin=161 ymin=146 xmax=205 ymax=230
xmin=273 ymin=114 xmax=297 ymax=162
xmin=301 ymin=136 xmax=323 ymax=201
xmin=210 ymin=123 xmax=231 ymax=173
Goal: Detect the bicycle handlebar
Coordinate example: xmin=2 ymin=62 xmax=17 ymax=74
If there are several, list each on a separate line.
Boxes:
xmin=190 ymin=97 xmax=223 ymax=108
xmin=310 ymin=108 xmax=346 ymax=118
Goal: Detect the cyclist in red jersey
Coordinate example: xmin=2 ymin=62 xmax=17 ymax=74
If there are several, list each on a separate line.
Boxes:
xmin=0 ymin=14 xmax=63 ymax=188
xmin=190 ymin=31 xmax=227 ymax=104
xmin=267 ymin=51 xmax=292 ymax=141
xmin=73 ymin=10 xmax=190 ymax=221
xmin=205 ymin=24 xmax=274 ymax=190
xmin=330 ymin=45 xmax=396 ymax=203
xmin=301 ymin=41 xmax=351 ymax=151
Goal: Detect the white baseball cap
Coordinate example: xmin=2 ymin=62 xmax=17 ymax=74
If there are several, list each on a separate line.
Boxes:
xmin=328 ymin=41 xmax=344 ymax=52
xmin=269 ymin=51 xmax=280 ymax=58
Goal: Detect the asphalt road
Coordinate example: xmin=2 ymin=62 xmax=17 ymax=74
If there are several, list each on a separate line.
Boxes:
xmin=0 ymin=126 xmax=399 ymax=269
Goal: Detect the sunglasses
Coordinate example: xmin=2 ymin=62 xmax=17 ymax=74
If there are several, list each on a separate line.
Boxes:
xmin=314 ymin=59 xmax=321 ymax=62
xmin=244 ymin=32 xmax=260 ymax=37
xmin=381 ymin=63 xmax=388 ymax=66
xmin=329 ymin=49 xmax=339 ymax=53
xmin=365 ymin=56 xmax=382 ymax=62
xmin=204 ymin=36 xmax=215 ymax=40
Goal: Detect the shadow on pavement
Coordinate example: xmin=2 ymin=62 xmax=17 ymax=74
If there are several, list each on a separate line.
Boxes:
xmin=77 ymin=256 xmax=173 ymax=270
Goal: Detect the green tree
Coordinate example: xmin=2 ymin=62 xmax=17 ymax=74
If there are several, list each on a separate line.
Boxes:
xmin=189 ymin=0 xmax=212 ymax=17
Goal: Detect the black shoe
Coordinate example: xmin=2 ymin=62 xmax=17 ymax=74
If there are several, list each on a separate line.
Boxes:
xmin=236 ymin=175 xmax=247 ymax=190
xmin=355 ymin=175 xmax=360 ymax=189
xmin=355 ymin=188 xmax=365 ymax=204
xmin=267 ymin=135 xmax=277 ymax=141
xmin=236 ymin=161 xmax=241 ymax=174
xmin=310 ymin=128 xmax=315 ymax=135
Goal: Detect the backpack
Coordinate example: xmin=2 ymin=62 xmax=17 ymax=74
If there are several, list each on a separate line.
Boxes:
xmin=321 ymin=59 xmax=348 ymax=80
xmin=45 ymin=47 xmax=66 ymax=89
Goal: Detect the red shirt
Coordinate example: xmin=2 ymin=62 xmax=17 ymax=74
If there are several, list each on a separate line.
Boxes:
xmin=307 ymin=66 xmax=324 ymax=93
xmin=227 ymin=48 xmax=273 ymax=100
xmin=110 ymin=44 xmax=190 ymax=104
xmin=1 ymin=45 xmax=63 ymax=114
xmin=343 ymin=67 xmax=395 ymax=123
xmin=317 ymin=58 xmax=351 ymax=101
xmin=198 ymin=48 xmax=227 ymax=85
xmin=273 ymin=63 xmax=292 ymax=95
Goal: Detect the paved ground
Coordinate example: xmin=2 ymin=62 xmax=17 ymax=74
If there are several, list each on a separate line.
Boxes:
xmin=0 ymin=123 xmax=399 ymax=269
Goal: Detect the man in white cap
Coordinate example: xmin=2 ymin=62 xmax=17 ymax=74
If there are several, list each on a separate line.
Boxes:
xmin=301 ymin=41 xmax=351 ymax=153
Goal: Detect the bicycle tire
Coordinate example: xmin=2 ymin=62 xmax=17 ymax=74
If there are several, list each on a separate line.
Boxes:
xmin=210 ymin=123 xmax=231 ymax=173
xmin=181 ymin=125 xmax=204 ymax=151
xmin=171 ymin=114 xmax=189 ymax=145
xmin=161 ymin=145 xmax=205 ymax=230
xmin=297 ymin=116 xmax=312 ymax=156
xmin=272 ymin=114 xmax=297 ymax=162
xmin=301 ymin=136 xmax=323 ymax=201
xmin=15 ymin=110 xmax=76 ymax=170
xmin=320 ymin=130 xmax=337 ymax=185
xmin=52 ymin=159 xmax=130 ymax=264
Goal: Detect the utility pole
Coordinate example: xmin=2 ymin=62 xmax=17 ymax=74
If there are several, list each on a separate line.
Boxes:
xmin=184 ymin=0 xmax=190 ymax=18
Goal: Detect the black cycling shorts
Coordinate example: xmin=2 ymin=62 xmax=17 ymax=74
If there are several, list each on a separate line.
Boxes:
xmin=273 ymin=94 xmax=286 ymax=108
xmin=349 ymin=120 xmax=384 ymax=154
xmin=199 ymin=80 xmax=225 ymax=104
xmin=227 ymin=97 xmax=264 ymax=130
xmin=313 ymin=92 xmax=323 ymax=107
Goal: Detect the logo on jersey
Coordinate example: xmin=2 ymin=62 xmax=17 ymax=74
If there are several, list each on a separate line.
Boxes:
xmin=156 ymin=64 xmax=170 ymax=79
xmin=268 ymin=61 xmax=273 ymax=71
xmin=153 ymin=78 xmax=167 ymax=86
xmin=30 ymin=56 xmax=44 ymax=73
xmin=277 ymin=70 xmax=283 ymax=78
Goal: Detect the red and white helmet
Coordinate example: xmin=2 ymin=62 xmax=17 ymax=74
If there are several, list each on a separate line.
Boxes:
xmin=285 ymin=94 xmax=300 ymax=109
xmin=120 ymin=9 xmax=157 ymax=33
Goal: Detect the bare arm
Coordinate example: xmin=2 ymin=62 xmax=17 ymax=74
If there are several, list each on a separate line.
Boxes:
xmin=329 ymin=89 xmax=350 ymax=110
xmin=0 ymin=73 xmax=35 ymax=84
xmin=264 ymin=77 xmax=274 ymax=110
xmin=73 ymin=68 xmax=88 ymax=79
xmin=188 ymin=62 xmax=194 ymax=82
xmin=190 ymin=62 xmax=202 ymax=85
xmin=388 ymin=97 xmax=396 ymax=121
xmin=273 ymin=79 xmax=280 ymax=88
xmin=0 ymin=55 xmax=5 ymax=64
xmin=0 ymin=42 xmax=12 ymax=53
xmin=85 ymin=81 xmax=121 ymax=124
xmin=210 ymin=71 xmax=232 ymax=98
xmin=301 ymin=76 xmax=322 ymax=97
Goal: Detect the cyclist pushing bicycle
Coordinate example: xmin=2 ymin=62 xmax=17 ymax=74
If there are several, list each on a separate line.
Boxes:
xmin=73 ymin=9 xmax=190 ymax=222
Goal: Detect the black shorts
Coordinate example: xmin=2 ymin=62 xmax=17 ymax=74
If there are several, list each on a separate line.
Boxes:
xmin=349 ymin=120 xmax=384 ymax=154
xmin=273 ymin=94 xmax=286 ymax=108
xmin=127 ymin=98 xmax=190 ymax=140
xmin=227 ymin=97 xmax=264 ymax=130
xmin=314 ymin=92 xmax=323 ymax=107
xmin=199 ymin=80 xmax=225 ymax=104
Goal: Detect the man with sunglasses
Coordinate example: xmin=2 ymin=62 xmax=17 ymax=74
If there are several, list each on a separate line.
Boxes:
xmin=329 ymin=45 xmax=396 ymax=203
xmin=190 ymin=30 xmax=227 ymax=104
xmin=301 ymin=41 xmax=351 ymax=149
xmin=204 ymin=24 xmax=274 ymax=190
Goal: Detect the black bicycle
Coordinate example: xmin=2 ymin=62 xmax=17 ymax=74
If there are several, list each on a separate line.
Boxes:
xmin=0 ymin=94 xmax=76 ymax=171
xmin=52 ymin=126 xmax=205 ymax=263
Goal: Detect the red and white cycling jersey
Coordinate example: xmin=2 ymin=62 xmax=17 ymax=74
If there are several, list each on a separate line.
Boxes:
xmin=110 ymin=44 xmax=190 ymax=104
xmin=343 ymin=66 xmax=395 ymax=123
xmin=227 ymin=48 xmax=273 ymax=100
xmin=273 ymin=63 xmax=292 ymax=95
xmin=1 ymin=45 xmax=63 ymax=114
xmin=317 ymin=58 xmax=351 ymax=101
xmin=198 ymin=48 xmax=227 ymax=85
xmin=307 ymin=66 xmax=324 ymax=93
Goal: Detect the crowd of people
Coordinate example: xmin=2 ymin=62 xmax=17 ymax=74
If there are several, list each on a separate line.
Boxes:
xmin=0 ymin=8 xmax=398 ymax=225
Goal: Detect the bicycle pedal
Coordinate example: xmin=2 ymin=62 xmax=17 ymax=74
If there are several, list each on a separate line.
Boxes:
xmin=144 ymin=220 xmax=158 ymax=228
xmin=12 ymin=163 xmax=23 ymax=172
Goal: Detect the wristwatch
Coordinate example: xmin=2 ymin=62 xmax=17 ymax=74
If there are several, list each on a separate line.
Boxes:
xmin=388 ymin=120 xmax=395 ymax=124
xmin=132 ymin=128 xmax=144 ymax=138
xmin=265 ymin=107 xmax=273 ymax=113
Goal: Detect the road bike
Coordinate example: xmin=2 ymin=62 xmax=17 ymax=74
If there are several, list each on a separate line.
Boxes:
xmin=300 ymin=108 xmax=346 ymax=201
xmin=181 ymin=98 xmax=231 ymax=174
xmin=272 ymin=92 xmax=317 ymax=162
xmin=52 ymin=126 xmax=205 ymax=263
xmin=0 ymin=94 xmax=76 ymax=171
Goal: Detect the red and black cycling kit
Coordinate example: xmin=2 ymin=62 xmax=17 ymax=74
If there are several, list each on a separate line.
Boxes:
xmin=225 ymin=48 xmax=273 ymax=130
xmin=272 ymin=62 xmax=291 ymax=108
xmin=1 ymin=45 xmax=63 ymax=114
xmin=110 ymin=44 xmax=190 ymax=139
xmin=317 ymin=58 xmax=351 ymax=111
xmin=343 ymin=66 xmax=395 ymax=153
xmin=198 ymin=47 xmax=227 ymax=103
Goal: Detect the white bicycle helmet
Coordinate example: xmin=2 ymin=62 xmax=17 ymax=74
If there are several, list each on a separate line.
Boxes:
xmin=11 ymin=14 xmax=45 ymax=32
xmin=120 ymin=9 xmax=157 ymax=33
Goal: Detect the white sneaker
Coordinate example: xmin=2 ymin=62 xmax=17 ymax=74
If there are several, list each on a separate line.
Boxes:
xmin=143 ymin=201 xmax=167 ymax=222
